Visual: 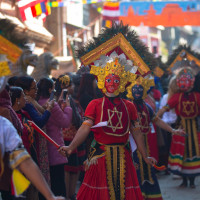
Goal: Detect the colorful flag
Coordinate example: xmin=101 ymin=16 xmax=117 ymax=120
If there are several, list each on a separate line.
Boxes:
xmin=11 ymin=169 xmax=30 ymax=197
xmin=17 ymin=0 xmax=51 ymax=21
xmin=102 ymin=2 xmax=120 ymax=28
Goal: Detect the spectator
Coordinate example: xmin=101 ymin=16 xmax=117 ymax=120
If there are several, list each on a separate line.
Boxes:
xmin=62 ymin=74 xmax=86 ymax=200
xmin=37 ymin=77 xmax=72 ymax=197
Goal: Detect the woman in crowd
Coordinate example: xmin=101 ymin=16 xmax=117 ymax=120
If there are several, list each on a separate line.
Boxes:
xmin=10 ymin=86 xmax=45 ymax=199
xmin=62 ymin=74 xmax=86 ymax=200
xmin=10 ymin=87 xmax=36 ymax=158
xmin=0 ymin=86 xmax=24 ymax=199
xmin=37 ymin=77 xmax=72 ymax=197
xmin=15 ymin=76 xmax=53 ymax=128
xmin=15 ymin=76 xmax=54 ymax=199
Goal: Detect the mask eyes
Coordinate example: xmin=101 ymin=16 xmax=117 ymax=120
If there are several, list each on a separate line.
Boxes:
xmin=139 ymin=88 xmax=143 ymax=91
xmin=114 ymin=79 xmax=119 ymax=84
xmin=106 ymin=79 xmax=111 ymax=83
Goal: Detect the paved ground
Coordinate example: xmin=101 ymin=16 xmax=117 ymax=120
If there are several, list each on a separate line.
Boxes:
xmin=158 ymin=173 xmax=200 ymax=200
xmin=1 ymin=173 xmax=199 ymax=199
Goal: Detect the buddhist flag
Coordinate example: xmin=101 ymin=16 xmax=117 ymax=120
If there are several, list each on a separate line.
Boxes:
xmin=18 ymin=0 xmax=51 ymax=21
xmin=102 ymin=2 xmax=120 ymax=28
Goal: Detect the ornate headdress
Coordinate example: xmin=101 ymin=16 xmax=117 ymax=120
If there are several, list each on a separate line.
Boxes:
xmin=167 ymin=45 xmax=200 ymax=75
xmin=59 ymin=75 xmax=71 ymax=87
xmin=76 ymin=23 xmax=157 ymax=95
xmin=176 ymin=67 xmax=195 ymax=81
xmin=126 ymin=74 xmax=155 ymax=100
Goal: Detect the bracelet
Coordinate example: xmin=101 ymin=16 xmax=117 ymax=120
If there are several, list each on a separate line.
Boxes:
xmin=82 ymin=121 xmax=93 ymax=127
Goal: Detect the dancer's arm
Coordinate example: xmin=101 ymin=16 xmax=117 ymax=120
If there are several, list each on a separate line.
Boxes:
xmin=130 ymin=124 xmax=157 ymax=166
xmin=59 ymin=120 xmax=92 ymax=156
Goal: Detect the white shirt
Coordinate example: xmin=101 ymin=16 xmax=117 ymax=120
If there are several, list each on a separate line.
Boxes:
xmin=0 ymin=116 xmax=22 ymax=157
xmin=159 ymin=94 xmax=177 ymax=124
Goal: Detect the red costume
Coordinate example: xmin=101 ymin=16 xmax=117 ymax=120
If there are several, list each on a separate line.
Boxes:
xmin=167 ymin=92 xmax=200 ymax=176
xmin=77 ymin=96 xmax=143 ymax=200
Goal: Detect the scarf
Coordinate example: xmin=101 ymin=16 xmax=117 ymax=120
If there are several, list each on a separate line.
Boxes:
xmin=0 ymin=89 xmax=23 ymax=134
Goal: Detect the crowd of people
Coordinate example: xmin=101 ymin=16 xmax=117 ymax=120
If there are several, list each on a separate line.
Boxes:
xmin=1 ymin=23 xmax=200 ymax=200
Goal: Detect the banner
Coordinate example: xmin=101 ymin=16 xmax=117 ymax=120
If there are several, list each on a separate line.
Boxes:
xmin=120 ymin=1 xmax=200 ymax=27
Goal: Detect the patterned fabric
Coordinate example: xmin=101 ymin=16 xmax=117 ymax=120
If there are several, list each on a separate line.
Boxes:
xmin=167 ymin=92 xmax=200 ymax=176
xmin=37 ymin=133 xmax=51 ymax=185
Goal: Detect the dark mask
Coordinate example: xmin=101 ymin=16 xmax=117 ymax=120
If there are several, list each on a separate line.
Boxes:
xmin=132 ymin=84 xmax=144 ymax=100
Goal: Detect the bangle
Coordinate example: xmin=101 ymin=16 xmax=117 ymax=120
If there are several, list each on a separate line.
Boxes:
xmin=82 ymin=121 xmax=93 ymax=127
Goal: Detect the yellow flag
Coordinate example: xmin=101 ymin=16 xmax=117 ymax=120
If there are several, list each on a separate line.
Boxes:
xmin=12 ymin=169 xmax=30 ymax=197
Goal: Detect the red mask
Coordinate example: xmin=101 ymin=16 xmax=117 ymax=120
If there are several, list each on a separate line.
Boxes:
xmin=105 ymin=74 xmax=120 ymax=93
xmin=177 ymin=75 xmax=194 ymax=92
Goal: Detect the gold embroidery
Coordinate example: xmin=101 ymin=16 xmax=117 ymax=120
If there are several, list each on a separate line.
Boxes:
xmin=192 ymin=119 xmax=199 ymax=157
xmin=100 ymin=97 xmax=130 ymax=136
xmin=105 ymin=146 xmax=116 ymax=200
xmin=105 ymin=145 xmax=126 ymax=200
xmin=182 ymin=101 xmax=195 ymax=116
xmin=186 ymin=119 xmax=193 ymax=158
xmin=119 ymin=146 xmax=126 ymax=200
xmin=138 ymin=111 xmax=150 ymax=132
xmin=107 ymin=107 xmax=123 ymax=132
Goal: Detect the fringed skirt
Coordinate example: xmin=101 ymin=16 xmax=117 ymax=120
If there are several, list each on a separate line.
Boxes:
xmin=77 ymin=144 xmax=143 ymax=200
xmin=168 ymin=118 xmax=200 ymax=177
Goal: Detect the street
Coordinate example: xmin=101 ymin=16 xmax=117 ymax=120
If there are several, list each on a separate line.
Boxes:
xmin=158 ymin=173 xmax=200 ymax=200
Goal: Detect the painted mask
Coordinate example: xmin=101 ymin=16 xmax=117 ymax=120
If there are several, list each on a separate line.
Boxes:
xmin=105 ymin=74 xmax=120 ymax=94
xmin=177 ymin=74 xmax=194 ymax=92
xmin=132 ymin=84 xmax=144 ymax=100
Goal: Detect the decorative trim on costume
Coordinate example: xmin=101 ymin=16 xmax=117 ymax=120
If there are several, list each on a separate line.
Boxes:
xmin=100 ymin=97 xmax=130 ymax=136
xmin=178 ymin=93 xmax=198 ymax=119
xmin=105 ymin=144 xmax=126 ymax=200
xmin=9 ymin=148 xmax=30 ymax=169
xmin=82 ymin=121 xmax=93 ymax=127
